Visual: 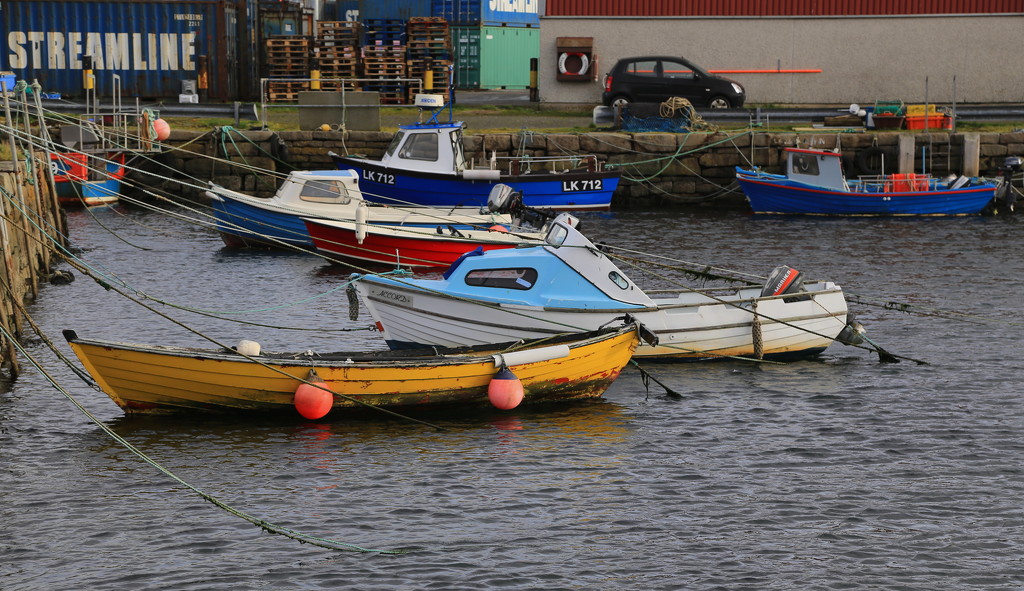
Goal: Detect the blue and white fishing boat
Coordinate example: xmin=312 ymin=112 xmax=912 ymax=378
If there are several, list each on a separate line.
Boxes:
xmin=208 ymin=169 xmax=520 ymax=249
xmin=51 ymin=151 xmax=125 ymax=207
xmin=349 ymin=214 xmax=856 ymax=361
xmin=736 ymin=147 xmax=1000 ymax=215
xmin=329 ymin=93 xmax=620 ymax=211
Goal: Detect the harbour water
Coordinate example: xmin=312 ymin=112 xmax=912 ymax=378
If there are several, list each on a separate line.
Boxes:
xmin=1 ymin=204 xmax=1022 ymax=590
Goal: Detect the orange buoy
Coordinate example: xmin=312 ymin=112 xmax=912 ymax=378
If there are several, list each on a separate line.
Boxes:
xmin=488 ymin=367 xmax=524 ymax=410
xmin=294 ymin=372 xmax=333 ymax=419
xmin=488 ymin=224 xmax=510 ymax=233
xmin=153 ymin=118 xmax=171 ymax=141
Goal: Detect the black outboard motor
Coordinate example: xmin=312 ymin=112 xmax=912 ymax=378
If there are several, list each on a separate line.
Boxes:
xmin=484 ymin=183 xmax=558 ymax=229
xmin=994 ymin=155 xmax=1022 ymax=213
xmin=485 ymin=183 xmax=522 ymax=214
xmin=761 ymin=266 xmax=809 ymax=303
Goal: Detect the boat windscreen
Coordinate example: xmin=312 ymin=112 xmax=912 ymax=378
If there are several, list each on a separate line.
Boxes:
xmin=385 ymin=130 xmax=405 ymax=158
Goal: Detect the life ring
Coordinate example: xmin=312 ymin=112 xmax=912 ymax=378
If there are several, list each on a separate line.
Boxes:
xmin=557 ymin=52 xmax=590 ymax=77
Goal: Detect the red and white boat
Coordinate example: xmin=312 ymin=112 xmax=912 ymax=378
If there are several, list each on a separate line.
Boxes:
xmin=302 ymin=216 xmax=548 ymax=269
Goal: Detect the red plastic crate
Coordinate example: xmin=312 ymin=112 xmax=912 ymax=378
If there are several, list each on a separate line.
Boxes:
xmin=905 ymin=115 xmax=952 ymax=130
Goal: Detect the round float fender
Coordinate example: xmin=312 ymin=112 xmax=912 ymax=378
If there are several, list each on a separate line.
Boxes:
xmin=557 ymin=52 xmax=590 ymax=76
xmin=855 ymin=146 xmax=888 ymax=176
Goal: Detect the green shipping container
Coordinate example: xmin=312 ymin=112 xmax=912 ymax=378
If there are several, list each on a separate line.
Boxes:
xmin=453 ymin=25 xmax=539 ymax=90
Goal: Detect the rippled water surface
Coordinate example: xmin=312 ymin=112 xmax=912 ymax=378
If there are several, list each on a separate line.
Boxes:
xmin=2 ymin=205 xmax=1022 ymax=590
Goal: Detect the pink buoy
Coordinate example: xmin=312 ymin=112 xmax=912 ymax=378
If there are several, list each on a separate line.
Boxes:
xmin=294 ymin=375 xmax=333 ymax=419
xmin=153 ymin=118 xmax=171 ymax=141
xmin=488 ymin=367 xmax=524 ymax=410
xmin=488 ymin=225 xmax=510 ymax=233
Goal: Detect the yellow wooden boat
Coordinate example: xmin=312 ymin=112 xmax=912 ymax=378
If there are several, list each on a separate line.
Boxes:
xmin=63 ymin=323 xmax=640 ymax=417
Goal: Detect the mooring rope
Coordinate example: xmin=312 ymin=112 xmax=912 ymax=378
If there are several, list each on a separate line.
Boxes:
xmin=0 ymin=185 xmax=378 ymax=335
xmin=0 ymin=322 xmax=409 ymax=554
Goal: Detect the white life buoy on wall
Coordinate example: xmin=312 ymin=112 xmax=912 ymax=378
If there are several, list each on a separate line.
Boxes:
xmin=557 ymin=52 xmax=590 ymax=77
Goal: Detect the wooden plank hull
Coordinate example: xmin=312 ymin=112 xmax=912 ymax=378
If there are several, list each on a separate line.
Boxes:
xmin=63 ymin=325 xmax=639 ymax=416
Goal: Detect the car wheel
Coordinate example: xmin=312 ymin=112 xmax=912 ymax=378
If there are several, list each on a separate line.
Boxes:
xmin=610 ymin=95 xmax=631 ymax=110
xmin=708 ymin=96 xmax=732 ymax=109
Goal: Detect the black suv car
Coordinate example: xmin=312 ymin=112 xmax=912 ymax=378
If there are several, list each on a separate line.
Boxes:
xmin=602 ymin=56 xmax=745 ymax=109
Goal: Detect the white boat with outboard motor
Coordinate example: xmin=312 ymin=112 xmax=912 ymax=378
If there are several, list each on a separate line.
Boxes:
xmin=349 ymin=214 xmax=864 ymax=361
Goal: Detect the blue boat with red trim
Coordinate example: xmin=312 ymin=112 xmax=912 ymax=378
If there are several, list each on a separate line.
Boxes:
xmin=736 ymin=147 xmax=1003 ymax=216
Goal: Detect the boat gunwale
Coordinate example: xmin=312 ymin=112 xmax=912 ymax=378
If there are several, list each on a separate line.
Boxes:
xmin=62 ymin=326 xmax=634 ymax=369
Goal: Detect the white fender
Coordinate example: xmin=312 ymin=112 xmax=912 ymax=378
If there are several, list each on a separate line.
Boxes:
xmin=493 ymin=344 xmax=570 ymax=368
xmin=236 ymin=340 xmax=261 ymax=356
xmin=355 ymin=201 xmax=368 ymax=244
xmin=557 ymin=52 xmax=590 ymax=77
xmin=462 ymin=169 xmax=501 ymax=181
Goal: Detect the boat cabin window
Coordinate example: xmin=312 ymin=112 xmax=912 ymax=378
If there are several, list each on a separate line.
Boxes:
xmin=790 ymin=153 xmax=820 ymax=176
xmin=399 ymin=133 xmax=439 ymax=161
xmin=452 ymin=128 xmax=466 ymax=171
xmin=545 ymin=224 xmax=569 ymax=246
xmin=299 ymin=180 xmax=352 ymax=204
xmin=464 ymin=268 xmax=538 ymax=290
xmin=608 ymin=271 xmax=630 ymax=290
xmin=385 ymin=131 xmax=405 ymax=158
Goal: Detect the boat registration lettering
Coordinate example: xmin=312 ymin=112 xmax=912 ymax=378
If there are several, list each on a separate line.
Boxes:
xmin=562 ymin=179 xmax=602 ymax=192
xmin=363 ymin=170 xmax=396 ymax=185
xmin=374 ymin=288 xmax=413 ymax=304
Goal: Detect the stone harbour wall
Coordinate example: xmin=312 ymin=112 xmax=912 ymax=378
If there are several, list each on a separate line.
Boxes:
xmin=143 ymin=129 xmax=1024 ymax=210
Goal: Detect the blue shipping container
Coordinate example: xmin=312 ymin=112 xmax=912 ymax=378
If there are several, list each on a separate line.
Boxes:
xmin=357 ymin=0 xmax=431 ymax=21
xmin=0 ymin=0 xmax=256 ymax=100
xmin=432 ymin=0 xmax=538 ymax=26
xmin=321 ymin=0 xmax=360 ymax=22
xmin=357 ymin=0 xmax=537 ymax=25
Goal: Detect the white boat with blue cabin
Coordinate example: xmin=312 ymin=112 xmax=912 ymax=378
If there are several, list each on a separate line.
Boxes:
xmin=330 ymin=93 xmax=621 ymax=211
xmin=350 ymin=214 xmax=857 ymax=361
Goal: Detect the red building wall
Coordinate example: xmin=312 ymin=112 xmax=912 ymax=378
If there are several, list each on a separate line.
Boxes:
xmin=544 ymin=0 xmax=1024 ymax=17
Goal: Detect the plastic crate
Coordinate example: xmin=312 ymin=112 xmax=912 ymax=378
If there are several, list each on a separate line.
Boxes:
xmin=0 ymin=72 xmax=15 ymax=92
xmin=905 ymin=114 xmax=953 ymax=130
xmin=873 ymin=99 xmax=904 ymax=116
xmin=905 ymin=104 xmax=942 ymax=117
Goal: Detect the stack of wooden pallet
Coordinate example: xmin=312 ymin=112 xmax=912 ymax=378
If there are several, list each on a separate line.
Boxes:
xmin=265 ymin=36 xmax=312 ymax=102
xmin=406 ymin=17 xmax=452 ymax=94
xmin=362 ymin=19 xmax=408 ymax=104
xmin=316 ymin=21 xmax=361 ymax=91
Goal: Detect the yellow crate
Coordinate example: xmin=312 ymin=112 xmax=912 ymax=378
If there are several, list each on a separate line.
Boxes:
xmin=905 ymin=104 xmax=942 ymax=116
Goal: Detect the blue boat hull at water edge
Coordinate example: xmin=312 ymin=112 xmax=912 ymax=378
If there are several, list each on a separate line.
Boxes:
xmin=736 ymin=169 xmax=998 ymax=215
xmin=211 ymin=197 xmax=314 ymax=248
xmin=335 ymin=158 xmax=619 ymax=211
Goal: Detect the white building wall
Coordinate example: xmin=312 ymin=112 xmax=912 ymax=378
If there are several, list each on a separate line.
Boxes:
xmin=540 ymin=15 xmax=1024 ymax=105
